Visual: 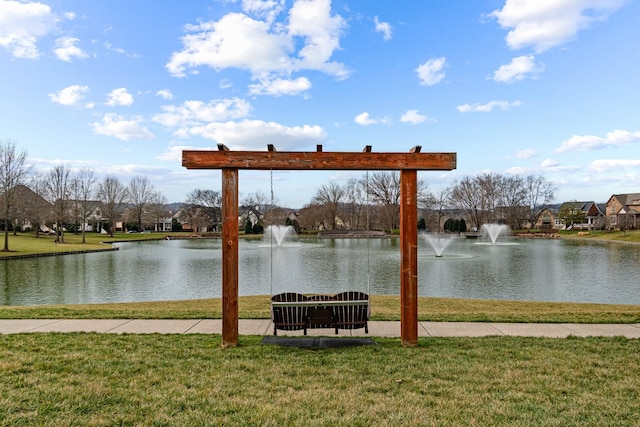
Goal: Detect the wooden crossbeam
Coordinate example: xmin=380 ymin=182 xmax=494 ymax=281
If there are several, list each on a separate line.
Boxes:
xmin=183 ymin=149 xmax=456 ymax=171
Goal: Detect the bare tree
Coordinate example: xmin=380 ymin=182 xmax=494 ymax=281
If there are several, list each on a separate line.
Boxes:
xmin=75 ymin=167 xmax=97 ymax=243
xmin=177 ymin=203 xmax=208 ymax=233
xmin=499 ymin=175 xmax=527 ymax=229
xmin=242 ymin=190 xmax=268 ymax=212
xmin=450 ymin=176 xmax=484 ymax=230
xmin=476 ymin=172 xmax=504 ymax=224
xmin=97 ymin=176 xmax=128 ymax=237
xmin=46 ymin=165 xmax=72 ymax=243
xmin=128 ymin=176 xmax=155 ymax=231
xmin=524 ymin=175 xmax=557 ymax=228
xmin=367 ymin=171 xmax=400 ymax=232
xmin=312 ymin=181 xmax=345 ymax=230
xmin=185 ymin=188 xmax=222 ymax=231
xmin=425 ymin=186 xmax=451 ymax=232
xmin=0 ymin=141 xmax=29 ymax=251
xmin=343 ymin=177 xmax=368 ymax=230
xmin=24 ymin=172 xmax=51 ymax=237
xmin=147 ymin=191 xmax=168 ymax=231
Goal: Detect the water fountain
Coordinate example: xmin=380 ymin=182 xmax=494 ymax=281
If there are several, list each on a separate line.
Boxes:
xmin=263 ymin=225 xmax=296 ymax=247
xmin=481 ymin=224 xmax=509 ymax=244
xmin=423 ymin=234 xmax=455 ymax=257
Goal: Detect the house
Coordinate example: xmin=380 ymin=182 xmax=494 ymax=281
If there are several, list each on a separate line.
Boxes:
xmin=239 ymin=205 xmax=262 ymax=229
xmin=558 ymin=201 xmax=606 ymax=230
xmin=606 ymin=193 xmax=640 ymax=230
xmin=533 ymin=207 xmax=560 ymax=230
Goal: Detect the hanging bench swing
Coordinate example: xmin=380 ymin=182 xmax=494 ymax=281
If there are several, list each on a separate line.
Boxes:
xmin=269 ymin=164 xmax=371 ymax=335
xmin=271 ymin=292 xmax=370 ymax=335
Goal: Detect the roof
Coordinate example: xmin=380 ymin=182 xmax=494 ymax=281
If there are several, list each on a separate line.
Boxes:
xmin=607 ymin=193 xmax=640 ymax=206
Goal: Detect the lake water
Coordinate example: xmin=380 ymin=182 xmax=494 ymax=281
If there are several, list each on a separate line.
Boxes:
xmin=1 ymin=236 xmax=639 ymax=306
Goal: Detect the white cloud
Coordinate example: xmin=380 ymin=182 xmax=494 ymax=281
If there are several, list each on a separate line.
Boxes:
xmin=167 ymin=13 xmax=290 ymax=77
xmin=505 ymin=166 xmax=532 ymax=174
xmin=49 ymin=85 xmax=89 ymax=106
xmin=513 ymin=148 xmax=537 ymax=159
xmin=354 ymin=112 xmax=378 ymax=126
xmin=105 ymin=88 xmax=134 ymax=106
xmin=493 ymin=55 xmax=543 ymax=83
xmin=0 ymin=0 xmax=57 ymax=58
xmin=53 ymin=36 xmax=87 ymax=62
xmin=490 ymin=0 xmax=627 ymax=53
xmin=241 ymin=0 xmax=285 ymax=24
xmin=457 ymin=100 xmax=522 ymax=113
xmin=248 ymin=76 xmax=312 ymax=96
xmin=415 ymin=57 xmax=446 ymax=86
xmin=288 ymin=0 xmax=348 ymax=77
xmin=166 ymin=1 xmax=348 ymax=84
xmin=153 ymin=98 xmax=252 ymax=127
xmin=588 ymin=159 xmax=640 ymax=173
xmin=400 ymin=110 xmax=428 ymax=124
xmin=103 ymin=42 xmax=139 ymax=58
xmin=156 ymin=89 xmax=174 ymax=100
xmin=540 ymin=158 xmax=579 ymax=173
xmin=177 ymin=119 xmax=327 ymax=150
xmin=555 ymin=130 xmax=640 ymax=154
xmin=374 ymin=16 xmax=392 ymax=41
xmin=156 ymin=144 xmax=211 ymax=162
xmin=91 ymin=113 xmax=154 ymax=140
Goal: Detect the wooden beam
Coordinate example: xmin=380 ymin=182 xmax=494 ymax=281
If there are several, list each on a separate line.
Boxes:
xmin=400 ymin=169 xmax=418 ymax=347
xmin=183 ymin=150 xmax=456 ymax=171
xmin=221 ymin=168 xmax=239 ymax=348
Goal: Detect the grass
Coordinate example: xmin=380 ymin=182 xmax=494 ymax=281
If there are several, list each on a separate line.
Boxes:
xmin=2 ymin=230 xmax=639 ymax=424
xmin=0 ymin=231 xmax=179 ymax=257
xmin=559 ymin=229 xmax=640 ymax=243
xmin=1 ymin=295 xmax=639 ymax=323
xmin=0 ymin=334 xmax=638 ymax=425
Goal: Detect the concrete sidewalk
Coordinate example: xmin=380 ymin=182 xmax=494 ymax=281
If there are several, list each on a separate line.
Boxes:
xmin=1 ymin=319 xmax=639 ymax=338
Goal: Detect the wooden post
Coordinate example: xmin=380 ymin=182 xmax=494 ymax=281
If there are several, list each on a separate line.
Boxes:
xmin=221 ymin=168 xmax=239 ymax=348
xmin=400 ymin=169 xmax=418 ymax=346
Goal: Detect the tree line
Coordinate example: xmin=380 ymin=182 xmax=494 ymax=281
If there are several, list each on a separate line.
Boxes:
xmin=1 ymin=139 xmax=558 ymax=253
xmin=295 ymin=171 xmax=556 ymax=233
xmin=0 ymin=140 xmax=167 ymax=251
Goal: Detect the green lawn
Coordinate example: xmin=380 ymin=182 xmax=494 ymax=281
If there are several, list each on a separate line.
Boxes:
xmin=559 ymin=229 xmax=640 ymax=243
xmin=0 ymin=231 xmax=180 ymax=257
xmin=2 ymin=231 xmax=639 ymax=425
xmin=2 ymin=296 xmax=639 ymax=323
xmin=1 ymin=334 xmax=638 ymax=426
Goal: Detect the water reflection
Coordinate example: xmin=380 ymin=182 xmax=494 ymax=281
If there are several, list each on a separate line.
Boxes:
xmin=0 ymin=237 xmax=639 ymax=306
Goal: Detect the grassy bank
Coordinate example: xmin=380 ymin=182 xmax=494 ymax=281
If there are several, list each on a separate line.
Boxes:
xmin=1 ymin=296 xmax=639 ymax=323
xmin=558 ymin=229 xmax=640 ymax=243
xmin=0 ymin=231 xmax=180 ymax=257
xmin=1 ymin=334 xmax=638 ymax=425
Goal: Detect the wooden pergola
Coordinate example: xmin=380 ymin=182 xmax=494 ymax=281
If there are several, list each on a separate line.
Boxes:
xmin=182 ymin=144 xmax=457 ymax=347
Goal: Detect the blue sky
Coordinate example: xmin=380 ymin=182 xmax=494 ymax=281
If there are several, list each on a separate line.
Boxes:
xmin=1 ymin=0 xmax=639 ymax=208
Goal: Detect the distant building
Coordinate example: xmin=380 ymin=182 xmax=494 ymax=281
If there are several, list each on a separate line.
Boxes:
xmin=606 ymin=193 xmax=640 ymax=230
